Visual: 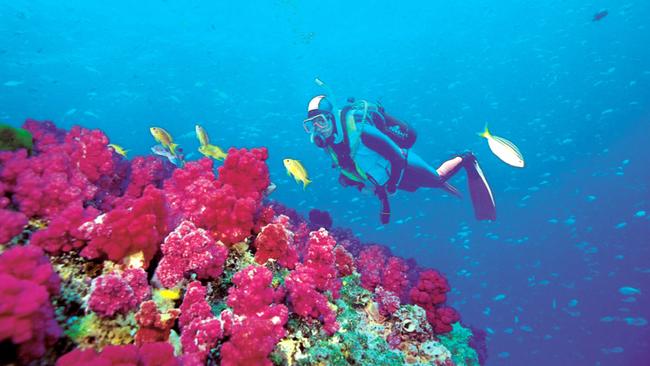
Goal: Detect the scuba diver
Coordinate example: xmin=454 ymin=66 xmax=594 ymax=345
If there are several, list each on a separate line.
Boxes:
xmin=303 ymin=93 xmax=496 ymax=224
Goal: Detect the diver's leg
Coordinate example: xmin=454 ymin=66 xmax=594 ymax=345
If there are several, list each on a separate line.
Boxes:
xmin=399 ymin=151 xmax=496 ymax=220
xmin=397 ymin=152 xmax=444 ymax=192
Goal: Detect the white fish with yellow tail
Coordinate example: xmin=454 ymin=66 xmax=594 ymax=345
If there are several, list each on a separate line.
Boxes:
xmin=283 ymin=158 xmax=311 ymax=189
xmin=478 ymin=124 xmax=525 ymax=168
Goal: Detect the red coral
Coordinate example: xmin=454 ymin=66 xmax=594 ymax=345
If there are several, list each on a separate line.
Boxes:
xmin=221 ymin=266 xmax=288 ymax=366
xmin=1 ymin=146 xmax=95 ymax=218
xmin=334 ymin=245 xmax=355 ymax=277
xmin=178 ymin=281 xmax=222 ymax=363
xmin=356 ymin=245 xmax=387 ymax=292
xmin=0 ymin=208 xmax=27 ymax=243
xmin=303 ymin=229 xmax=340 ymax=299
xmin=134 ymin=301 xmax=180 ymax=345
xmin=375 ymin=286 xmax=401 ymax=316
xmin=0 ymin=246 xmax=61 ymax=362
xmin=409 ymin=269 xmax=459 ymax=334
xmin=65 ymin=126 xmax=114 ymax=184
xmin=88 ymin=269 xmax=149 ymax=318
xmin=30 ymin=202 xmax=98 ymax=254
xmin=254 ymin=217 xmax=297 ymax=269
xmin=284 ymin=266 xmax=339 ymax=335
xmin=382 ymin=256 xmax=410 ymax=299
xmin=217 ymin=147 xmax=269 ymax=198
xmin=56 ymin=342 xmax=179 ymax=366
xmin=80 ymin=186 xmax=168 ymax=267
xmin=124 ymin=156 xmax=170 ymax=199
xmin=163 ymin=153 xmax=269 ymax=245
xmin=155 ymin=220 xmax=228 ymax=288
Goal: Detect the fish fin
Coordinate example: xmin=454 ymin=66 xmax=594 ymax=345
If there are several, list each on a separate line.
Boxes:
xmin=169 ymin=143 xmax=179 ymax=156
xmin=478 ymin=123 xmax=491 ymax=138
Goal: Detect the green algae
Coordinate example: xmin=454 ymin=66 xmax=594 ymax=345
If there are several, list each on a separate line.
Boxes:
xmin=438 ymin=322 xmax=481 ymax=366
xmin=0 ymin=124 xmax=32 ymax=153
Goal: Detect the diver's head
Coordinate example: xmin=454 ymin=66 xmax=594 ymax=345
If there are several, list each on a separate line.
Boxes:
xmin=304 ymin=95 xmax=335 ymax=147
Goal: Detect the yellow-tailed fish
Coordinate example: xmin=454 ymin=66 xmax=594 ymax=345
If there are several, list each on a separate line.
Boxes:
xmin=479 ymin=124 xmax=525 ymax=168
xmin=198 ymin=144 xmax=227 ymax=161
xmin=283 ymin=158 xmax=311 ymax=189
xmin=150 ymin=127 xmax=179 ymax=156
xmin=108 ymin=143 xmax=129 ymax=157
xmin=195 ymin=124 xmax=210 ymax=146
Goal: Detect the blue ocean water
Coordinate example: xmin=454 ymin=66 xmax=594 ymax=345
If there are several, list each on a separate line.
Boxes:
xmin=1 ymin=0 xmax=649 ymax=364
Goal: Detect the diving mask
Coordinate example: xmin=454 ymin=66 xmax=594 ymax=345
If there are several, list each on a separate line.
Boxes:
xmin=303 ymin=113 xmax=330 ymax=134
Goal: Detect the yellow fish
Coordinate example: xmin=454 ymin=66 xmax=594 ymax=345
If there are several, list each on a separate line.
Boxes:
xmin=158 ymin=288 xmax=181 ymax=301
xmin=150 ymin=127 xmax=179 ymax=156
xmin=479 ymin=124 xmax=525 ymax=168
xmin=198 ymin=144 xmax=227 ymax=161
xmin=195 ymin=124 xmax=210 ymax=146
xmin=283 ymin=158 xmax=311 ymax=189
xmin=108 ymin=143 xmax=129 ymax=157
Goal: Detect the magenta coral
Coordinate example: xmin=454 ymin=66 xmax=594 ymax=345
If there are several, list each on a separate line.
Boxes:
xmin=382 ymin=256 xmax=410 ymax=299
xmin=356 ymin=245 xmax=387 ymax=292
xmin=284 ymin=266 xmax=339 ymax=335
xmin=221 ymin=265 xmax=288 ymax=366
xmin=88 ymin=269 xmax=149 ymax=318
xmin=65 ymin=126 xmax=115 ymax=184
xmin=30 ymin=202 xmax=98 ymax=254
xmin=163 ymin=152 xmax=269 ymax=245
xmin=409 ymin=269 xmax=459 ymax=334
xmin=179 ymin=281 xmax=223 ymax=363
xmin=375 ymin=286 xmax=401 ymax=316
xmin=135 ymin=300 xmax=180 ymax=345
xmin=56 ymin=342 xmax=179 ymax=366
xmin=0 ymin=208 xmax=27 ymax=243
xmin=0 ymin=246 xmax=61 ymax=362
xmin=217 ymin=147 xmax=269 ymax=198
xmin=254 ymin=217 xmax=298 ymax=269
xmin=155 ymin=220 xmax=228 ymax=288
xmin=303 ymin=228 xmax=341 ymax=299
xmin=80 ymin=185 xmax=168 ymax=267
xmin=334 ymin=245 xmax=355 ymax=277
xmin=124 ymin=156 xmax=171 ymax=199
xmin=284 ymin=229 xmax=341 ymax=335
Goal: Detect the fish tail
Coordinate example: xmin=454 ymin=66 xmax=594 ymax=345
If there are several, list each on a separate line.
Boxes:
xmin=169 ymin=143 xmax=179 ymax=156
xmin=303 ymin=179 xmax=311 ymax=190
xmin=478 ymin=123 xmax=491 ymax=138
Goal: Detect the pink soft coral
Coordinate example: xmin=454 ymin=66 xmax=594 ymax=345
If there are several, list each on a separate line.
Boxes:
xmin=409 ymin=269 xmax=459 ymax=334
xmin=221 ymin=266 xmax=288 ymax=366
xmin=56 ymin=342 xmax=179 ymax=366
xmin=253 ymin=216 xmax=298 ymax=269
xmin=88 ymin=269 xmax=150 ymax=318
xmin=0 ymin=246 xmax=61 ymax=362
xmin=135 ymin=300 xmax=180 ymax=345
xmin=179 ymin=281 xmax=223 ymax=364
xmin=356 ymin=245 xmax=387 ymax=292
xmin=155 ymin=220 xmax=228 ymax=288
xmin=30 ymin=202 xmax=98 ymax=254
xmin=0 ymin=208 xmax=27 ymax=243
xmin=163 ymin=148 xmax=269 ymax=245
xmin=80 ymin=186 xmax=168 ymax=267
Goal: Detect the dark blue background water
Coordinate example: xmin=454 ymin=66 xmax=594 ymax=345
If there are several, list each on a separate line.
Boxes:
xmin=1 ymin=1 xmax=649 ymax=364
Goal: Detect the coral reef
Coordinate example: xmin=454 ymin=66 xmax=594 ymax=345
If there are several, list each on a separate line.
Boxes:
xmin=0 ymin=120 xmax=486 ymax=365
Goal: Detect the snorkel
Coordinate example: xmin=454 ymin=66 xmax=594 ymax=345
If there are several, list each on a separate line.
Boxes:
xmin=314 ymin=77 xmax=344 ymax=144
